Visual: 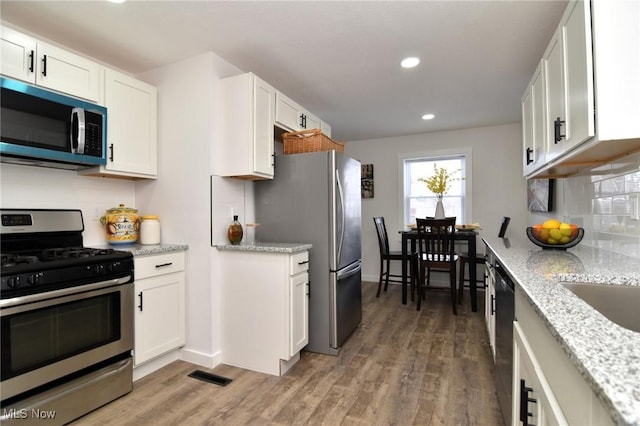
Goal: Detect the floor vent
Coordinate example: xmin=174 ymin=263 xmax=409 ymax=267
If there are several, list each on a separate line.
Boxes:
xmin=188 ymin=370 xmax=233 ymax=386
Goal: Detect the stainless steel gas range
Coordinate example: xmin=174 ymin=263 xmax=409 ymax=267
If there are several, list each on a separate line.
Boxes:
xmin=0 ymin=209 xmax=134 ymax=425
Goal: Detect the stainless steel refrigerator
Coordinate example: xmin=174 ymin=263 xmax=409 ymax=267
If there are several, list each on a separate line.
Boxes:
xmin=255 ymin=150 xmax=362 ymax=355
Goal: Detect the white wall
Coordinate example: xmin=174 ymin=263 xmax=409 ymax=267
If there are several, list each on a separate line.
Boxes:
xmin=136 ymin=52 xmax=243 ymax=367
xmin=345 ymin=123 xmax=528 ymax=282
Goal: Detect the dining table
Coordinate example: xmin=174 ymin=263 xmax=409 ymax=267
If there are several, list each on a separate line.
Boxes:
xmin=400 ymin=228 xmax=480 ymax=311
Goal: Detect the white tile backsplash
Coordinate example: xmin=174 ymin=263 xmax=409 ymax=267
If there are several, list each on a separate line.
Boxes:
xmin=565 ymin=151 xmax=640 ymax=258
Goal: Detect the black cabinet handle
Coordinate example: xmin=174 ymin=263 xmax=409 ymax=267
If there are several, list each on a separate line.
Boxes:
xmin=138 ymin=292 xmax=143 ymax=311
xmin=526 ymin=147 xmax=533 ymax=165
xmin=28 ymin=50 xmax=34 ymax=72
xmin=42 ymin=54 xmax=47 ymax=76
xmin=305 ymin=282 xmax=310 ymax=296
xmin=520 ymin=379 xmax=537 ymax=426
xmin=298 ymin=260 xmax=309 ymax=265
xmin=271 ymin=153 xmax=275 ymax=167
xmin=155 ymin=262 xmax=173 ymax=268
xmin=109 ymin=143 xmax=114 ymax=162
xmin=300 ymin=114 xmax=307 ymax=129
xmin=554 ymin=117 xmax=566 ymax=143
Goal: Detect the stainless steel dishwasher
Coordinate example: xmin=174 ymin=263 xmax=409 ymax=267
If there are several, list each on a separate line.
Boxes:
xmin=494 ymin=261 xmax=515 ymax=426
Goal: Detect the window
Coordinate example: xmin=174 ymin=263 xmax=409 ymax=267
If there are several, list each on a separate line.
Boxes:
xmin=400 ymin=151 xmax=471 ymax=227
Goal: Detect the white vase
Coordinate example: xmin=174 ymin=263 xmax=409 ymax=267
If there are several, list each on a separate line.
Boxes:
xmin=434 ymin=196 xmax=445 ymax=219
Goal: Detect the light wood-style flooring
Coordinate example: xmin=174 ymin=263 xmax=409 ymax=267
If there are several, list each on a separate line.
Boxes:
xmin=73 ymin=281 xmax=504 ymax=425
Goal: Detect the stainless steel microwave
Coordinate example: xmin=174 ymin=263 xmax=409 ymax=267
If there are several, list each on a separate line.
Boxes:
xmin=0 ymin=77 xmax=107 ymax=170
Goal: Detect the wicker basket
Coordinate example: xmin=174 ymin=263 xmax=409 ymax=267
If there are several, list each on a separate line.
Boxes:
xmin=282 ymin=129 xmax=345 ymax=154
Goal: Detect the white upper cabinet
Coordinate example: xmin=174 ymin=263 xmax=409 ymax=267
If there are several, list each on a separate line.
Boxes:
xmin=80 ymin=68 xmax=158 ymax=179
xmin=522 ymin=60 xmax=547 ymax=175
xmin=218 ymin=72 xmax=276 ymax=180
xmin=543 ymin=0 xmax=594 ymax=164
xmin=524 ymin=0 xmax=640 ymax=178
xmin=1 ymin=26 xmax=103 ymax=103
xmin=321 ymin=121 xmax=332 ymax=138
xmin=275 ymin=91 xmax=321 ymax=133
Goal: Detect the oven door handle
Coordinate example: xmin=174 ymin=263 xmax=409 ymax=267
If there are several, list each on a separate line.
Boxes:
xmin=0 ymin=276 xmax=132 ymax=309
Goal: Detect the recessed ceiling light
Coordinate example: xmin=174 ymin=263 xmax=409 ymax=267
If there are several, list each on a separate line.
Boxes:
xmin=401 ymin=57 xmax=420 ymax=68
xmin=107 ymin=0 xmax=126 ymax=3
xmin=422 ymin=114 xmax=435 ymax=120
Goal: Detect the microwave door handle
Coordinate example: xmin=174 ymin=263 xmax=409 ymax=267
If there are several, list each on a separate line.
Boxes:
xmin=70 ymin=108 xmax=86 ymax=154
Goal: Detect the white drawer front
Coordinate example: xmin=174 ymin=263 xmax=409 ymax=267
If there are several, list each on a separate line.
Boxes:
xmin=290 ymin=251 xmax=309 ymax=276
xmin=135 ymin=252 xmax=185 ymax=280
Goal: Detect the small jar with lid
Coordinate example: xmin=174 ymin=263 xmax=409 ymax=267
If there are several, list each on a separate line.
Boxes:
xmin=140 ymin=215 xmax=161 ymax=245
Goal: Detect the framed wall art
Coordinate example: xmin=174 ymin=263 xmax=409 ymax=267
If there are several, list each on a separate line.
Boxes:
xmin=527 ymin=179 xmax=553 ymax=212
xmin=361 ymin=164 xmax=374 ymax=198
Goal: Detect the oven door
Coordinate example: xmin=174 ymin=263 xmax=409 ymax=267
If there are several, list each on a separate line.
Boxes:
xmin=0 ymin=279 xmax=133 ymax=401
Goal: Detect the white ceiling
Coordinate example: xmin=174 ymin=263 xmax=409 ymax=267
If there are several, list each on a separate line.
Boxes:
xmin=0 ymin=0 xmax=568 ymax=142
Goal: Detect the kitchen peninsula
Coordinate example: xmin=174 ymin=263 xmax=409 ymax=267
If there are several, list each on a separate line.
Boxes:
xmin=483 ymin=235 xmax=640 ymax=425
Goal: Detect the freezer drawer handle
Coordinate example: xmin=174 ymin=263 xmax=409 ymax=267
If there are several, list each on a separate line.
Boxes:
xmin=155 ymin=262 xmax=173 ymax=268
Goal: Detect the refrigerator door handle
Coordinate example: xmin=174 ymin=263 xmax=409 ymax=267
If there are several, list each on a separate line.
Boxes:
xmin=335 ymin=168 xmax=346 ymax=266
xmin=337 ymin=260 xmax=361 ymax=279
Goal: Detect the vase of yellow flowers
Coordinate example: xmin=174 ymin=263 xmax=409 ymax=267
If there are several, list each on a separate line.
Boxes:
xmin=418 ymin=165 xmax=461 ymax=219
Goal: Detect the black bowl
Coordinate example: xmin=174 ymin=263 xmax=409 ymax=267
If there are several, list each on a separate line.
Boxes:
xmin=526 ymin=226 xmax=584 ymax=250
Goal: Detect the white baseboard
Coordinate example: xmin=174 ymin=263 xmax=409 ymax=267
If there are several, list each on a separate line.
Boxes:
xmin=132 ymin=348 xmax=223 ymax=381
xmin=179 ymin=347 xmax=222 ymax=369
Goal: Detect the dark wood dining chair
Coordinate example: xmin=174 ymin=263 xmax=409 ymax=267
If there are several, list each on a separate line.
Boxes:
xmin=415 ymin=217 xmax=459 ymax=313
xmin=373 ymin=217 xmax=406 ymax=297
xmin=458 ymin=216 xmax=510 ymax=304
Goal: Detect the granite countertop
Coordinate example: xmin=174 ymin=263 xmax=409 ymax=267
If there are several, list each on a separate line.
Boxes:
xmin=215 ymin=242 xmax=312 ymax=253
xmin=92 ymin=243 xmax=189 ymax=257
xmin=483 ymin=235 xmax=640 ymax=426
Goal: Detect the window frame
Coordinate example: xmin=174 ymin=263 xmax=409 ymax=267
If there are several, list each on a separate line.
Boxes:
xmin=397 ymin=148 xmax=473 ymax=230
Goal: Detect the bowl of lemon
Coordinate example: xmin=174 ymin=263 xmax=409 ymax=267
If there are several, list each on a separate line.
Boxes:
xmin=526 ymin=219 xmax=584 ymax=250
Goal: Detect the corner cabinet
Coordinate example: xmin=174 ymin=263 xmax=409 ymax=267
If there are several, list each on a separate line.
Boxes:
xmin=1 ymin=26 xmax=103 ymax=103
xmin=80 ymin=68 xmax=158 ymax=179
xmin=219 ymin=248 xmax=310 ymax=376
xmin=514 ymin=288 xmax=614 ymax=426
xmin=218 ymin=72 xmax=275 ymax=180
xmin=133 ymin=251 xmax=186 ymax=366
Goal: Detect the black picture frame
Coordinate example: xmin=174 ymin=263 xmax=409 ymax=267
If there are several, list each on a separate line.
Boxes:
xmin=527 ymin=179 xmax=553 ymax=212
xmin=361 ymin=164 xmax=374 ymax=198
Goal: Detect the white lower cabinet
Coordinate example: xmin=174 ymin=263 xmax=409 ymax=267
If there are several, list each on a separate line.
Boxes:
xmin=514 ymin=288 xmax=613 ymax=426
xmin=133 ymin=251 xmax=186 ymax=366
xmin=513 ymin=322 xmax=567 ymax=426
xmin=220 ymin=249 xmax=309 ymax=376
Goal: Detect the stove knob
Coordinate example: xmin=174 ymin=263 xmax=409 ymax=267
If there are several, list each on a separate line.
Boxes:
xmin=106 ymin=263 xmax=115 ymax=273
xmin=7 ymin=276 xmax=21 ymax=288
xmin=93 ymin=264 xmax=105 ymax=275
xmin=27 ymin=273 xmax=41 ymax=285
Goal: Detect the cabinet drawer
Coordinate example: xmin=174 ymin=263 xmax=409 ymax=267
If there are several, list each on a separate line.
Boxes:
xmin=135 ymin=252 xmax=185 ymax=280
xmin=290 ymin=251 xmax=309 ymax=276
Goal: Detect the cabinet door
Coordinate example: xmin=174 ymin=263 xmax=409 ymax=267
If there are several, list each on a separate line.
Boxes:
xmin=1 ymin=26 xmax=36 ymax=83
xmin=544 ymin=28 xmax=565 ymax=164
xmin=303 ymin=111 xmax=320 ymax=131
xmin=513 ymin=322 xmax=568 ymax=426
xmin=134 ymin=271 xmax=186 ymax=365
xmin=103 ymin=68 xmax=158 ymax=177
xmin=36 ymin=41 xmax=103 ymax=103
xmin=290 ymin=272 xmax=309 ymax=356
xmin=253 ymin=76 xmax=275 ymax=176
xmin=321 ymin=121 xmax=332 ymax=137
xmin=275 ymin=91 xmax=302 ymax=131
xmin=563 ymin=0 xmax=595 ymax=151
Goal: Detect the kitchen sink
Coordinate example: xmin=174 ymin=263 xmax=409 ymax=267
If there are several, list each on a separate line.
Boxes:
xmin=561 ymin=283 xmax=640 ymax=333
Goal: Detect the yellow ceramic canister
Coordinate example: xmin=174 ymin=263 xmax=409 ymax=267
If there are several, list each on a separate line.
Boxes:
xmin=101 ymin=204 xmax=140 ymax=244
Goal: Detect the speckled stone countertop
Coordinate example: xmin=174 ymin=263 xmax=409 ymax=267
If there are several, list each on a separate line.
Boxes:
xmin=215 ymin=242 xmax=312 ymax=253
xmin=483 ymin=235 xmax=640 ymax=426
xmin=93 ymin=243 xmax=189 ymax=257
